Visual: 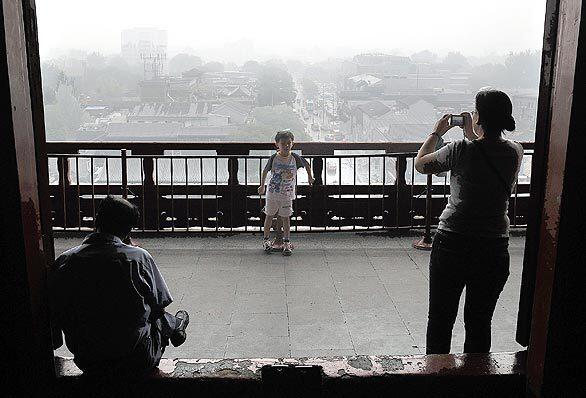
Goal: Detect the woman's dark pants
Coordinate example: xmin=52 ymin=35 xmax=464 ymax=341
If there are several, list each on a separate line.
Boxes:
xmin=426 ymin=230 xmax=510 ymax=354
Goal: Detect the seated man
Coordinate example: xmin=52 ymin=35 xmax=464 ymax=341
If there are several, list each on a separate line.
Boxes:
xmin=51 ymin=196 xmax=189 ymax=377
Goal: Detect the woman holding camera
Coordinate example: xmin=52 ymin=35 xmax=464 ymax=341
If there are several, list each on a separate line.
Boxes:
xmin=414 ymin=89 xmax=523 ymax=354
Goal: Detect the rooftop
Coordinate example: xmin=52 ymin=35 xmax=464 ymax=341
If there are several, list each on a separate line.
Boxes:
xmin=53 ymin=233 xmax=524 ymax=361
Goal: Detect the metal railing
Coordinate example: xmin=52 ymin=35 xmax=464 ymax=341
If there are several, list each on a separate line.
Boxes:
xmin=46 ymin=141 xmax=534 ymax=233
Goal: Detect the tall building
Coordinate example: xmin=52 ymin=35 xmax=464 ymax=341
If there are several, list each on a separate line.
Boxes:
xmin=121 ymin=28 xmax=168 ymax=77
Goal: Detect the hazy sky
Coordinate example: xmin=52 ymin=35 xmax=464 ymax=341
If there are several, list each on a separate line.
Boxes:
xmin=37 ymin=0 xmax=547 ymax=62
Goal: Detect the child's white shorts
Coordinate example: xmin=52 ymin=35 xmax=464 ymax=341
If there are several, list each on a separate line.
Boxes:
xmin=263 ymin=198 xmax=293 ymax=217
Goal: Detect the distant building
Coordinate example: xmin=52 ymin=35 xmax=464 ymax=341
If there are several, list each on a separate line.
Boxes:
xmin=127 ymin=102 xmax=232 ymax=127
xmin=344 ymin=53 xmax=413 ymax=76
xmin=210 ymin=101 xmax=253 ymax=125
xmin=349 ymin=99 xmax=438 ymax=141
xmin=121 ymin=28 xmax=168 ymax=76
xmin=431 ymin=91 xmax=475 ymax=113
xmin=139 ymin=79 xmax=170 ymax=102
xmin=511 ymin=90 xmax=538 ymax=125
xmin=510 ymin=89 xmax=538 ymax=141
xmin=104 ymin=121 xmax=232 ymax=142
xmin=383 ymin=75 xmax=445 ymax=94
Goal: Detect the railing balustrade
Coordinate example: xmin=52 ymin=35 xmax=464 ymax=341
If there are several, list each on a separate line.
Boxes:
xmin=46 ymin=141 xmax=534 ymax=233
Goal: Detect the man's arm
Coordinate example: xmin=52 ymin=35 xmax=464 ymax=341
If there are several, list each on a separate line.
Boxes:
xmin=134 ymin=253 xmax=173 ymax=316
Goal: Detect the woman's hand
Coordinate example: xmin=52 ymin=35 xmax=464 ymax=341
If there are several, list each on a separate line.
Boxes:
xmin=433 ymin=114 xmax=453 ymax=137
xmin=258 ymin=185 xmax=265 ymax=195
xmin=461 ymin=112 xmax=478 ymax=140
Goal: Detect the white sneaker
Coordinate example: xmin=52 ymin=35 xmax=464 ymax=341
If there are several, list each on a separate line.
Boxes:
xmin=263 ymin=238 xmax=272 ymax=253
xmin=282 ymin=241 xmax=292 ymax=256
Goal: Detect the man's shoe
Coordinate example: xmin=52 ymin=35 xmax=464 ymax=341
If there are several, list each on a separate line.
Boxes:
xmin=170 ymin=310 xmax=189 ymax=347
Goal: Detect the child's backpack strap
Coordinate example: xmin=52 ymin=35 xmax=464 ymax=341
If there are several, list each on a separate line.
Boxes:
xmin=263 ymin=153 xmax=277 ymax=174
xmin=292 ymin=153 xmax=309 ymax=169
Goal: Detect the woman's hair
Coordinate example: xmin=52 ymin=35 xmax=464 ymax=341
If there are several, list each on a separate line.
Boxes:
xmin=95 ymin=195 xmax=139 ymax=237
xmin=475 ymin=89 xmax=516 ymax=138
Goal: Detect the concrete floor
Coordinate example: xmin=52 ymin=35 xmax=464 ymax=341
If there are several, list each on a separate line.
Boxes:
xmin=53 ymin=233 xmax=525 ymax=360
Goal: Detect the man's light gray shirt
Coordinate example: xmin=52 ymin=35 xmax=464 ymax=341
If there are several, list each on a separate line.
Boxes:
xmin=52 ymin=233 xmax=172 ymax=367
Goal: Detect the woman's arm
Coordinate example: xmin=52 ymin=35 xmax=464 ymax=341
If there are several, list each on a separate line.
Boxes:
xmin=462 ymin=112 xmax=478 ymax=140
xmin=415 ymin=114 xmax=452 ymax=174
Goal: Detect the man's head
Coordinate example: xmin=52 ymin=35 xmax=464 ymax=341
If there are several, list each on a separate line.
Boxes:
xmin=274 ymin=130 xmax=295 ymax=155
xmin=95 ymin=195 xmax=139 ymax=239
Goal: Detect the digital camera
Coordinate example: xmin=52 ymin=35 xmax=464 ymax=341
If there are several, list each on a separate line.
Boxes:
xmin=448 ymin=115 xmax=464 ymax=127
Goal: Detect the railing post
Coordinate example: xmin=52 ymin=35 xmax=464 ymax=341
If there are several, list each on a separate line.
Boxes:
xmin=312 ymin=157 xmax=324 ymax=186
xmin=135 ymin=149 xmax=162 ymax=230
xmin=395 ymin=155 xmax=410 ymax=228
xmin=56 ymin=154 xmax=80 ymax=229
xmin=309 ymin=153 xmax=327 ymax=227
xmin=121 ymin=149 xmax=128 ymax=199
xmin=218 ymin=148 xmax=248 ymax=229
xmin=227 ymin=157 xmax=239 ymax=186
xmin=413 ymin=174 xmax=433 ymax=250
xmin=55 ymin=156 xmax=67 ymax=229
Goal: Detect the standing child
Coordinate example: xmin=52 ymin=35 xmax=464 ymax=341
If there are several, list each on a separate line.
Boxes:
xmin=258 ymin=131 xmax=314 ymax=255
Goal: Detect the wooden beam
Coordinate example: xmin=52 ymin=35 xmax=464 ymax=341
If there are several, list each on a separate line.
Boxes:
xmin=0 ymin=0 xmax=55 ymax=394
xmin=526 ymin=1 xmax=586 ymax=396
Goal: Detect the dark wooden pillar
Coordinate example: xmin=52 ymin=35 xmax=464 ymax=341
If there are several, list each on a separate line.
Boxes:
xmin=525 ymin=1 xmax=586 ymax=396
xmin=0 ymin=0 xmax=55 ymax=394
xmin=516 ymin=0 xmax=559 ymax=349
xmin=23 ymin=0 xmax=54 ymax=261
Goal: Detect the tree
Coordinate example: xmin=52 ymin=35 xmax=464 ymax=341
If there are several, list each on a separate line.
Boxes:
xmin=44 ymin=84 xmax=90 ymax=140
xmin=242 ymin=60 xmax=261 ymax=74
xmin=81 ymin=63 xmax=141 ymax=99
xmin=169 ymin=53 xmax=203 ymax=76
xmin=225 ymin=62 xmax=238 ymax=71
xmin=504 ymin=50 xmax=541 ymax=89
xmin=442 ymin=51 xmax=470 ymax=71
xmin=201 ymin=61 xmax=224 ymax=73
xmin=469 ymin=63 xmax=508 ymax=91
xmin=301 ymin=77 xmax=319 ymax=98
xmin=86 ymin=52 xmax=106 ymax=70
xmin=256 ymin=65 xmax=296 ymax=107
xmin=303 ymin=65 xmax=329 ymax=82
xmin=237 ymin=105 xmax=309 ymax=141
xmin=411 ymin=50 xmax=437 ymax=64
xmin=285 ymin=59 xmax=305 ymax=75
xmin=468 ymin=50 xmax=541 ymax=91
xmin=41 ymin=62 xmax=68 ymax=105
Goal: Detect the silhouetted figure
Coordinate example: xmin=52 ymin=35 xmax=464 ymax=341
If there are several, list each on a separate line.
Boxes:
xmin=415 ymin=89 xmax=523 ymax=353
xmin=51 ymin=196 xmax=189 ymax=377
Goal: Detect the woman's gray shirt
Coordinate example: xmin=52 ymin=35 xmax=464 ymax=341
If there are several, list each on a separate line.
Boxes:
xmin=433 ymin=138 xmax=524 ymax=238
